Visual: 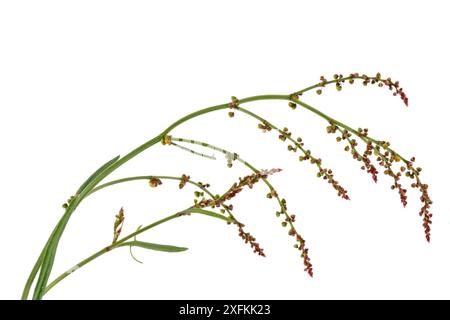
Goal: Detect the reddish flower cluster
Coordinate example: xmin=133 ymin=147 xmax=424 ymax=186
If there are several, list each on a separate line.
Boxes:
xmin=316 ymin=167 xmax=350 ymax=200
xmin=234 ymin=220 xmax=265 ymax=257
xmin=179 ymin=174 xmax=190 ymax=189
xmin=112 ymin=207 xmax=125 ymax=244
xmin=328 ymin=125 xmax=379 ymax=183
xmin=352 ymin=73 xmax=409 ymax=106
xmin=215 ymin=169 xmax=280 ymax=205
xmin=406 ymin=159 xmax=433 ymax=242
xmin=272 ymin=197 xmax=313 ymax=277
xmin=419 ymin=187 xmax=432 ymax=242
xmin=186 ymin=176 xmax=267 ymax=256
xmin=364 ymin=73 xmax=409 ymax=106
xmin=374 ymin=142 xmax=408 ymax=207
xmin=297 ymin=234 xmax=313 ymax=277
xmin=328 ymin=119 xmax=432 ymax=241
xmin=360 ymin=139 xmax=379 ymax=183
xmin=284 ymin=212 xmax=313 ymax=277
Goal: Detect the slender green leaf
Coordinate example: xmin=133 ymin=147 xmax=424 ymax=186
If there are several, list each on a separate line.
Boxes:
xmin=118 ymin=240 xmax=188 ymax=253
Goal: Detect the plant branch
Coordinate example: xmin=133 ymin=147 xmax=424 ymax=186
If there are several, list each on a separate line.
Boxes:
xmin=168 ymin=136 xmax=313 ymax=275
xmin=25 ymin=94 xmax=290 ymax=299
xmin=24 ymin=74 xmax=430 ymax=299
xmin=43 ymin=207 xmax=230 ymax=296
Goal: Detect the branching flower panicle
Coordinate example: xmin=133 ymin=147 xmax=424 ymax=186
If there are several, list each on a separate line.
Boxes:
xmin=293 ymin=73 xmax=430 ymax=241
xmin=213 ymin=169 xmax=281 ymax=207
xmin=256 ymin=117 xmax=349 ymax=200
xmin=328 ymin=124 xmax=379 ymax=183
xmin=191 ymin=171 xmax=273 ymax=257
xmin=166 ymin=136 xmax=314 ymax=276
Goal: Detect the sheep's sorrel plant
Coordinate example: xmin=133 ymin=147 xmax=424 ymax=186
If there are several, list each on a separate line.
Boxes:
xmin=23 ymin=73 xmax=433 ymax=299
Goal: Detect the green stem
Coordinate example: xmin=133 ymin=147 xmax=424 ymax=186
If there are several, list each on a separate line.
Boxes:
xmin=292 ymin=75 xmax=370 ymax=96
xmin=160 ymin=95 xmax=289 ymax=137
xmin=89 ymin=176 xmax=236 ymax=221
xmin=88 ymin=175 xmax=209 ymax=197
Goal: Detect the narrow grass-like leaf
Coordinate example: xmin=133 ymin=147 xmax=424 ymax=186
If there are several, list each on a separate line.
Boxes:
xmin=118 ymin=241 xmax=188 ymax=253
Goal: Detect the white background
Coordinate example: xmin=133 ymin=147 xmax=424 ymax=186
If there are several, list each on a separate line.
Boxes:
xmin=1 ymin=1 xmax=449 ymax=299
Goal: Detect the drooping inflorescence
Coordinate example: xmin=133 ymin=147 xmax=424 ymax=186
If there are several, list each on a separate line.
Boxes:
xmin=275 ymin=197 xmax=313 ymax=277
xmin=163 ymin=136 xmax=314 ymax=276
xmin=303 ymin=73 xmax=409 ymax=107
xmin=289 ymin=72 xmax=431 ymax=241
xmin=327 ymin=124 xmax=379 ymax=183
xmin=233 ymin=219 xmax=265 ymax=257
